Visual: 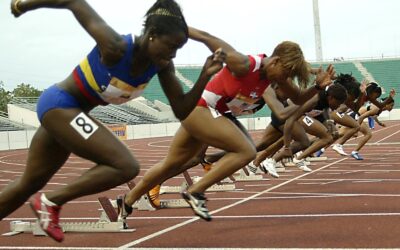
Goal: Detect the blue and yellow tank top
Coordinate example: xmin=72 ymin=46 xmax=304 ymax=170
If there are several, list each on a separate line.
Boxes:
xmin=73 ymin=34 xmax=158 ymax=105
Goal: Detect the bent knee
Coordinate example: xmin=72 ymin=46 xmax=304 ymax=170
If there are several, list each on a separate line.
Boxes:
xmin=112 ymin=157 xmax=140 ymax=181
xmin=242 ymin=144 xmax=257 ymax=162
xmin=300 ymin=139 xmax=310 ymax=149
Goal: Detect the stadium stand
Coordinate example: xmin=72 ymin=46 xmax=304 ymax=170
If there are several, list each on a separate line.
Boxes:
xmin=4 ymin=58 xmax=399 ymax=128
xmin=0 ymin=111 xmax=34 ymax=131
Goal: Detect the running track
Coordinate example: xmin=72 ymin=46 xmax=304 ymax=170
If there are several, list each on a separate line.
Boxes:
xmin=1 ymin=121 xmax=400 ymax=249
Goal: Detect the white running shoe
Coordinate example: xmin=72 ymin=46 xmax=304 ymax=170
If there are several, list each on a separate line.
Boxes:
xmin=260 ymin=158 xmax=279 ymax=178
xmin=292 ymin=157 xmax=311 ymax=165
xmin=332 ymin=144 xmax=348 ymax=156
xmin=295 ymin=159 xmax=312 ymax=172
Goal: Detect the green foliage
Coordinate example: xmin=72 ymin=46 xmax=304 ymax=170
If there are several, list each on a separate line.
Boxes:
xmin=0 ymin=82 xmax=42 ymax=113
xmin=12 ymin=83 xmax=42 ymax=98
xmin=0 ymin=81 xmax=12 ymax=113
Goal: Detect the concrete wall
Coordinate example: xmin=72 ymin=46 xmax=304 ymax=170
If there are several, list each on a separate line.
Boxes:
xmin=1 ymin=110 xmax=399 ymax=151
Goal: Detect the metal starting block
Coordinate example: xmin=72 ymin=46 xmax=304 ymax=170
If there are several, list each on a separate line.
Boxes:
xmin=159 ymin=170 xmax=236 ymax=194
xmin=306 ymin=156 xmax=328 ymax=161
xmin=133 ymin=194 xmax=189 ymax=211
xmin=3 ymin=197 xmax=135 ymax=237
xmin=127 ymin=180 xmax=189 ymax=211
xmin=233 ymin=168 xmax=264 ymax=181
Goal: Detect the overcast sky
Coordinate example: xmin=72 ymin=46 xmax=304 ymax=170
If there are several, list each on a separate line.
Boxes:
xmin=1 ymin=0 xmax=400 ymax=90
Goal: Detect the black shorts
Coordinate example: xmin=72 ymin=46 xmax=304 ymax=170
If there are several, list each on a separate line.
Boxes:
xmin=270 ymin=113 xmax=284 ymax=133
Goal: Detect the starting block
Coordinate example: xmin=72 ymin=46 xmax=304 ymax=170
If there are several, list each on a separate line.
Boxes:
xmin=133 ymin=193 xmax=189 ymax=211
xmin=127 ymin=180 xmax=189 ymax=211
xmin=130 ymin=169 xmax=236 ymax=211
xmin=306 ymin=156 xmax=328 ymax=162
xmin=3 ymin=197 xmax=135 ymax=237
xmin=159 ymin=171 xmax=235 ymax=194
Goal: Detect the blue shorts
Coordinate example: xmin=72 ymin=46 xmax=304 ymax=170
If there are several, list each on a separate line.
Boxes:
xmin=36 ymin=85 xmax=80 ymax=122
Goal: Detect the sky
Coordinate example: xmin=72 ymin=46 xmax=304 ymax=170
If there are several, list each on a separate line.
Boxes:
xmin=0 ymin=0 xmax=400 ymax=90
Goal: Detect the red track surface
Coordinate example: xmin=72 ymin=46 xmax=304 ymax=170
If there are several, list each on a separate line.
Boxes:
xmin=1 ymin=121 xmax=400 ymax=249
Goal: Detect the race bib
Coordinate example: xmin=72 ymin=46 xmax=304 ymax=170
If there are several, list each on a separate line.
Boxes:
xmin=99 ymin=77 xmax=148 ymax=104
xmin=70 ymin=112 xmax=99 ymax=140
xmin=302 ymin=116 xmax=314 ymax=126
xmin=226 ymin=94 xmax=259 ymax=116
xmin=336 ymin=112 xmax=344 ymax=118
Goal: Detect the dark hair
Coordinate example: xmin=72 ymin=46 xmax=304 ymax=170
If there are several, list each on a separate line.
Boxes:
xmin=144 ymin=0 xmax=188 ymax=38
xmin=366 ymin=82 xmax=382 ymax=97
xmin=327 ymin=84 xmax=347 ymax=103
xmin=334 ymin=73 xmax=361 ymax=99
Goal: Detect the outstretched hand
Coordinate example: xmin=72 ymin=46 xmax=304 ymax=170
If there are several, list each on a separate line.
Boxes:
xmin=203 ymin=48 xmax=226 ymax=77
xmin=390 ymin=88 xmax=396 ymax=98
xmin=315 ymin=64 xmax=335 ymax=88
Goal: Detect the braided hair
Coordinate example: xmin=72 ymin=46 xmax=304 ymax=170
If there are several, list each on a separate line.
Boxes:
xmin=334 ymin=73 xmax=361 ymax=99
xmin=144 ymin=0 xmax=188 ymax=38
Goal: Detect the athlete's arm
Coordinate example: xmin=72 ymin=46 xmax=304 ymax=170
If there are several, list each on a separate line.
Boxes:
xmin=278 ymin=65 xmax=335 ymax=105
xmin=11 ymin=0 xmax=126 ymax=66
xmin=262 ymin=86 xmax=298 ymax=121
xmin=159 ymin=52 xmax=224 ymax=120
xmin=282 ymin=95 xmax=319 ymax=148
xmin=189 ymin=27 xmax=250 ymax=77
xmin=358 ymin=105 xmax=380 ymax=124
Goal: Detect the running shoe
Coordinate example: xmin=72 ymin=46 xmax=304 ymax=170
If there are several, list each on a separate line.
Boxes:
xmin=351 ymin=151 xmax=364 ymax=160
xmin=30 ymin=193 xmax=64 ymax=242
xmin=146 ymin=185 xmax=161 ymax=209
xmin=260 ymin=158 xmax=279 ymax=178
xmin=117 ymin=194 xmax=133 ymax=229
xmin=295 ymin=159 xmax=312 ymax=172
xmin=246 ymin=161 xmax=259 ymax=174
xmin=181 ymin=190 xmax=211 ymax=221
xmin=292 ymin=157 xmax=311 ymax=165
xmin=200 ymin=159 xmax=212 ymax=173
xmin=332 ymin=144 xmax=348 ymax=156
xmin=315 ymin=148 xmax=325 ymax=157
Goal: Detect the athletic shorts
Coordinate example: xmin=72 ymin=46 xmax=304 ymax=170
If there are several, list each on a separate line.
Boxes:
xmin=270 ymin=112 xmax=284 ymax=132
xmin=314 ymin=114 xmax=326 ymax=123
xmin=223 ymin=112 xmax=241 ymax=128
xmin=36 ymin=84 xmax=80 ymax=122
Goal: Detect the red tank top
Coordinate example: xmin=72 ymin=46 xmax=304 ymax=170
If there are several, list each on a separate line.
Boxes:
xmin=198 ymin=54 xmax=271 ymax=116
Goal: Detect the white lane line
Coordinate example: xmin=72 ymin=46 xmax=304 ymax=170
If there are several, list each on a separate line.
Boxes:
xmin=321 ymin=180 xmax=343 ymax=185
xmin=375 ymin=129 xmax=400 ymax=144
xmin=117 ymin=158 xmax=347 ymax=249
xmin=352 ymin=180 xmax=382 ymax=183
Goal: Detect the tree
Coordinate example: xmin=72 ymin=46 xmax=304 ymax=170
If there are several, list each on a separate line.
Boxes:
xmin=12 ymin=83 xmax=42 ymax=98
xmin=0 ymin=81 xmax=12 ymax=113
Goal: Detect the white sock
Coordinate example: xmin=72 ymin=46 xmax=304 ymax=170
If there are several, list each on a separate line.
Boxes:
xmin=41 ymin=193 xmax=58 ymax=206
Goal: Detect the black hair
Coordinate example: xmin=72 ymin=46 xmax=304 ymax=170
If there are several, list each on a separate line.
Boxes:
xmin=327 ymin=84 xmax=347 ymax=103
xmin=334 ymin=73 xmax=361 ymax=99
xmin=366 ymin=82 xmax=382 ymax=98
xmin=144 ymin=0 xmax=188 ymax=38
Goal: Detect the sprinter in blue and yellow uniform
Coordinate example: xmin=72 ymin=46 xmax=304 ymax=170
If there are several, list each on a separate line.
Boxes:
xmin=0 ymin=0 xmax=225 ymax=242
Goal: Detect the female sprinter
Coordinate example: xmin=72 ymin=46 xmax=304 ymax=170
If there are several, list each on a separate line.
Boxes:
xmin=0 ymin=0 xmax=224 ymax=241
